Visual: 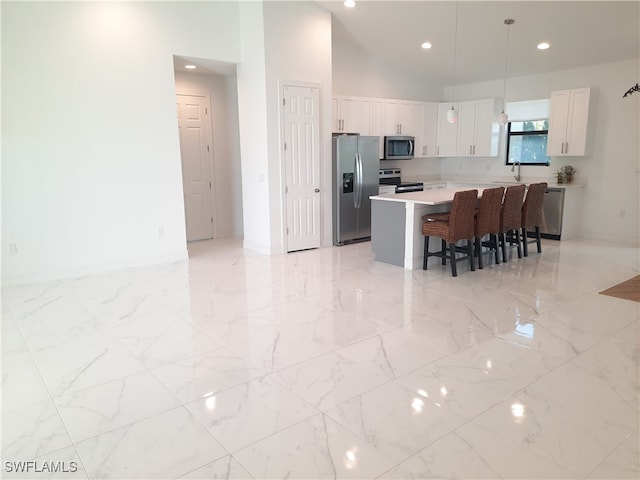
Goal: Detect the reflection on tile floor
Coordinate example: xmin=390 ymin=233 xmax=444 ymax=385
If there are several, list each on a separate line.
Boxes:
xmin=2 ymin=238 xmax=638 ymax=479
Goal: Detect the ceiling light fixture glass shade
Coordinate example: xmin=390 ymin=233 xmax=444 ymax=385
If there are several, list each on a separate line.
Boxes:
xmin=344 ymin=0 xmax=356 ymax=8
xmin=447 ymin=1 xmax=460 ymax=124
xmin=537 ymin=42 xmax=551 ymax=50
xmin=447 ymin=106 xmax=459 ymax=123
xmin=498 ymin=19 xmax=515 ymax=126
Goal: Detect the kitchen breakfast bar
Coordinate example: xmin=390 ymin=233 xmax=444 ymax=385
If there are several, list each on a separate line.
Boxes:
xmin=371 ymin=188 xmax=486 ymax=270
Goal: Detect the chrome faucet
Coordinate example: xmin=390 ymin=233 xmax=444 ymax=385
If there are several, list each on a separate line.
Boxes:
xmin=511 ymin=160 xmax=521 ymax=182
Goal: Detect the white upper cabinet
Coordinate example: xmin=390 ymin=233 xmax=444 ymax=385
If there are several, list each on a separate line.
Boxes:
xmin=333 ymin=95 xmax=360 ymax=133
xmin=436 ymin=102 xmax=459 ymax=157
xmin=383 ymin=99 xmax=414 ymax=136
xmin=361 ymin=97 xmax=385 ymax=158
xmin=413 ymin=102 xmax=438 ymax=158
xmin=456 ymin=98 xmax=500 ymax=157
xmin=547 ymin=87 xmax=592 ymax=156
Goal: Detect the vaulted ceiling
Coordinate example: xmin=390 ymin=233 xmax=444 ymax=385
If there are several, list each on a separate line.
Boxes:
xmin=319 ymin=0 xmax=640 ymax=86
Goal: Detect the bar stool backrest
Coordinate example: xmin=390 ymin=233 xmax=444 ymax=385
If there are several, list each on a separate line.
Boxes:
xmin=448 ymin=189 xmax=478 ymax=243
xmin=522 ymin=182 xmax=548 ymax=229
xmin=501 ymin=184 xmax=526 ymax=232
xmin=476 ymin=186 xmax=505 ymax=237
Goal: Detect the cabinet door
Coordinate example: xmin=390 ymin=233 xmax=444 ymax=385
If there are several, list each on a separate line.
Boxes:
xmin=422 ymin=102 xmax=438 ymax=157
xmin=340 ymin=96 xmax=360 ymax=133
xmin=436 ymin=102 xmax=459 ymax=157
xmin=565 ymin=88 xmax=590 ymax=156
xmin=383 ymin=100 xmax=401 ymax=135
xmin=547 ymin=90 xmax=571 ymax=156
xmin=473 ymin=98 xmax=499 ymax=157
xmin=359 ymin=97 xmax=373 ymax=135
xmin=370 ymin=99 xmax=385 ymax=159
xmin=412 ymin=102 xmax=426 ymax=157
xmin=456 ymin=100 xmax=477 ymax=156
xmin=332 ymin=96 xmax=340 ymax=132
xmin=398 ymin=102 xmax=414 ymax=135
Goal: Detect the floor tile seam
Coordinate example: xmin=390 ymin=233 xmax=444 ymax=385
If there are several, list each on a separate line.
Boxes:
xmin=412 ymin=284 xmax=547 ymax=318
xmin=178 ymin=454 xmax=257 ymax=480
xmin=17 ymin=443 xmax=93 ymax=480
xmin=582 ymin=429 xmax=640 ymax=480
xmin=441 ymin=389 xmax=587 ymax=480
xmin=533 ymin=340 xmax=640 ymax=416
xmin=220 ymin=412 xmax=343 ymax=460
xmin=53 ymin=399 xmax=187 ymax=446
xmin=448 ymin=419 xmax=585 ymax=480
xmin=9 ymin=334 xmax=94 ymax=479
xmin=110 ymin=325 xmax=232 ymax=373
xmin=521 ymin=378 xmax=639 ymax=428
xmin=73 ymin=404 xmax=232 ymax=480
xmin=168 ymin=407 xmax=239 ymax=478
xmin=188 ymin=399 xmax=323 ymax=457
xmin=473 ymin=381 xmax=636 ymax=476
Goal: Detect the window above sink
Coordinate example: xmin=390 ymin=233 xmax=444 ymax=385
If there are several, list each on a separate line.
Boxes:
xmin=506 ymin=119 xmax=551 ymax=166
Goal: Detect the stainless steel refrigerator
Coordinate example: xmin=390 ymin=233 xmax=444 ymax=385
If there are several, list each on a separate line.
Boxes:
xmin=332 ymin=135 xmax=380 ymax=245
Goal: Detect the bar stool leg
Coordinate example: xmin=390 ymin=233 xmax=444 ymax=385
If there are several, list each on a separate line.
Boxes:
xmin=522 ymin=227 xmax=529 ymax=257
xmin=423 ymin=236 xmax=430 ymax=270
xmin=449 ymin=243 xmax=457 ymax=277
xmin=475 ymin=237 xmax=483 ymax=269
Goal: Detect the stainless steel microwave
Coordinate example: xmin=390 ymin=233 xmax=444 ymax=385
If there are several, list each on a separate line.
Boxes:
xmin=383 ymin=136 xmax=414 ymax=160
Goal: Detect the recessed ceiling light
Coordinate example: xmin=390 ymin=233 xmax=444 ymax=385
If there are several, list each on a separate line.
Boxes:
xmin=344 ymin=0 xmax=356 ymax=8
xmin=421 ymin=42 xmax=432 ymax=50
xmin=537 ymin=42 xmax=551 ymax=50
xmin=185 ymin=64 xmax=197 ymax=70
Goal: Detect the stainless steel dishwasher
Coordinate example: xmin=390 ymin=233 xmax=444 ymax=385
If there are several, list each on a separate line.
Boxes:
xmin=540 ymin=187 xmax=564 ymax=240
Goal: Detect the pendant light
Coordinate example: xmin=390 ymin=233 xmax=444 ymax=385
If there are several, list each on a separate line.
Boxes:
xmin=498 ymin=19 xmax=515 ymax=126
xmin=447 ymin=1 xmax=460 ymax=124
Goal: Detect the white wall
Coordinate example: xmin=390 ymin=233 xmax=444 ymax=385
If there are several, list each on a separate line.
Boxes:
xmin=236 ymin=1 xmax=273 ymax=255
xmin=263 ymin=1 xmax=334 ymax=249
xmin=174 ymin=72 xmax=244 ymax=238
xmin=441 ymin=59 xmax=640 ymax=244
xmin=2 ymin=1 xmax=242 ymax=284
xmin=332 ymin=19 xmax=442 ymax=101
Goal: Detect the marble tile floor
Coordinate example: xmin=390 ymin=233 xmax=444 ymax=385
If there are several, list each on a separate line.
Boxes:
xmin=1 ymin=237 xmax=638 ymax=479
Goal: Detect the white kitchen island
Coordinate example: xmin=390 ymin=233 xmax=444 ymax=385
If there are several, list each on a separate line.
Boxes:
xmin=371 ymin=188 xmax=486 ymax=270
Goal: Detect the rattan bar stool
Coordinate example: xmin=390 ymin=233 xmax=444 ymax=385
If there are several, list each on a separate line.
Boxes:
xmin=499 ymin=184 xmax=526 ymax=262
xmin=474 ymin=186 xmax=505 ymax=269
xmin=422 ymin=189 xmax=478 ymax=277
xmin=521 ymin=182 xmax=548 ymax=256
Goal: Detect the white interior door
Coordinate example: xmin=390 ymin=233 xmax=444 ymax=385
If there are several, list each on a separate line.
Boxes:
xmin=176 ymin=94 xmax=214 ymax=242
xmin=283 ymin=85 xmax=321 ymax=252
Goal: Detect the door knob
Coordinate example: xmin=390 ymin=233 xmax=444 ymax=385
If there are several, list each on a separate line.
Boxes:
xmin=315 ymin=188 xmax=320 ymax=193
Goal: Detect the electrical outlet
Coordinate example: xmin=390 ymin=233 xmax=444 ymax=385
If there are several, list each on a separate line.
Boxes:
xmin=157 ymin=227 xmax=164 ymax=237
xmin=8 ymin=243 xmax=18 ymax=255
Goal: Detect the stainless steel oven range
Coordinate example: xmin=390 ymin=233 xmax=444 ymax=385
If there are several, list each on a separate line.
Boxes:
xmin=379 ymin=168 xmax=424 ymax=194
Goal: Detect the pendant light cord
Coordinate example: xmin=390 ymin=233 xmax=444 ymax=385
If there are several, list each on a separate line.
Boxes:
xmin=451 ymin=1 xmax=459 ymax=106
xmin=502 ymin=19 xmax=514 ymax=112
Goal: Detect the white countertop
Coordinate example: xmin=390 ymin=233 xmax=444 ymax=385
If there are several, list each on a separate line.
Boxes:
xmin=416 ymin=178 xmax=586 ymax=189
xmin=371 ymin=187 xmax=486 ymax=206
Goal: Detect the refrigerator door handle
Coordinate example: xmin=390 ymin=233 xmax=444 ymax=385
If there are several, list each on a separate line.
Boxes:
xmin=355 ymin=153 xmax=363 ymax=209
xmin=353 ymin=153 xmax=359 ymax=208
